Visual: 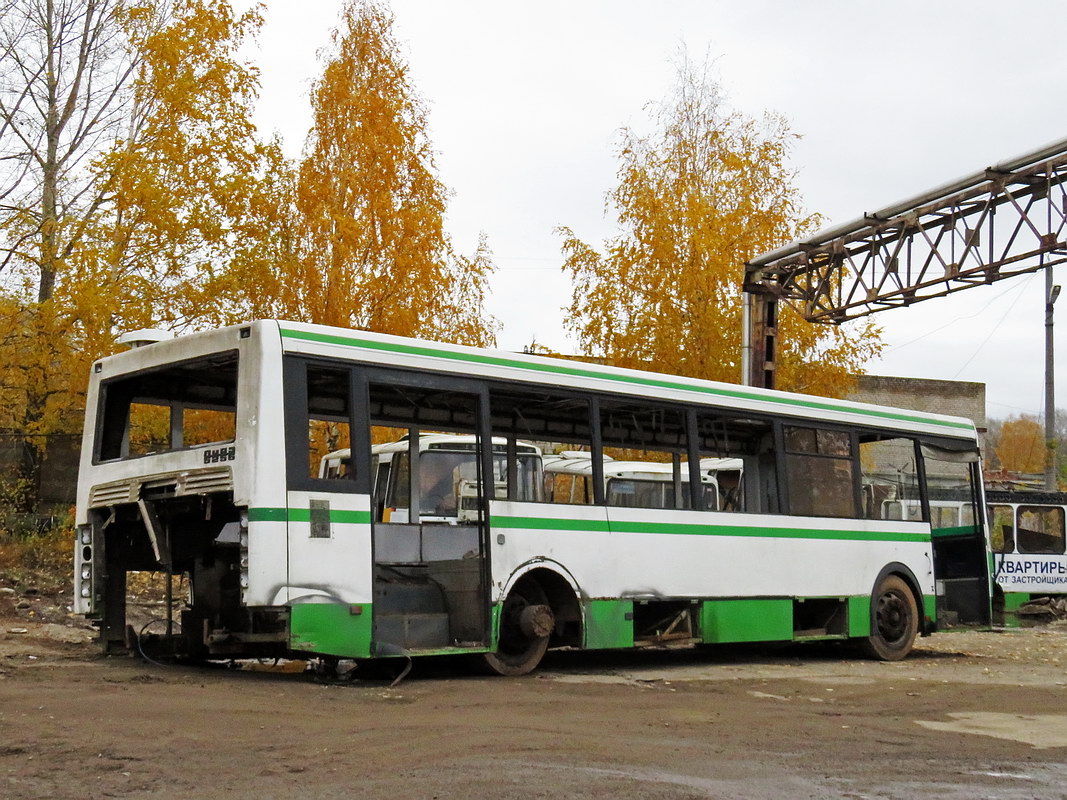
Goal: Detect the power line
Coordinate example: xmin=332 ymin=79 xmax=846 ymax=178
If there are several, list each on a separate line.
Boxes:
xmin=951 ymin=271 xmax=1037 ymax=379
xmin=885 ymin=276 xmax=1033 ymax=354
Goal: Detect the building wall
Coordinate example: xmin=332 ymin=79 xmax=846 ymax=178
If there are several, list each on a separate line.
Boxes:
xmin=848 ymin=375 xmax=988 ymax=498
xmin=849 ymin=374 xmax=987 ymax=449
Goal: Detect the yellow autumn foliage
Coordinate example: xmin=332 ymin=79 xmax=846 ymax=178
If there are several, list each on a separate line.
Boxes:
xmin=995 ymin=416 xmax=1046 ymax=474
xmin=274 ymin=0 xmax=497 ymax=347
xmin=560 ymin=58 xmax=881 ymax=397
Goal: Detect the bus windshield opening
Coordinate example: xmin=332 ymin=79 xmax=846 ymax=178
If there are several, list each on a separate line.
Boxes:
xmin=96 ymin=351 xmax=238 ymax=461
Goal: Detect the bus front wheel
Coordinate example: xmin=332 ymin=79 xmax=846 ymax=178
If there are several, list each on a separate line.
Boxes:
xmin=861 ymin=575 xmax=918 ymax=661
xmin=482 ymin=581 xmax=554 ymax=676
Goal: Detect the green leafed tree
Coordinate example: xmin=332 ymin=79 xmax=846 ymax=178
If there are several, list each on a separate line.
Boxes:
xmin=559 ymin=57 xmax=881 ymax=397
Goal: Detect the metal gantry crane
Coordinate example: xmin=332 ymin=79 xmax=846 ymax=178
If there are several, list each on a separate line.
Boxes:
xmin=742 ymin=136 xmax=1067 ymax=487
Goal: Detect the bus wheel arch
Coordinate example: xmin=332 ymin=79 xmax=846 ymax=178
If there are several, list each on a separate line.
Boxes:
xmin=482 ymin=564 xmax=583 ymax=676
xmin=861 ymin=564 xmax=922 ymax=661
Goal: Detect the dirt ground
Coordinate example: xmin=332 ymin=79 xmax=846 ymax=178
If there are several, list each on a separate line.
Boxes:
xmin=1 ymin=585 xmax=1066 ymax=800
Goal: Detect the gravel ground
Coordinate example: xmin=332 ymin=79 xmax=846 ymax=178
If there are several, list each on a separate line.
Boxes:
xmin=1 ymin=583 xmax=1066 ymax=800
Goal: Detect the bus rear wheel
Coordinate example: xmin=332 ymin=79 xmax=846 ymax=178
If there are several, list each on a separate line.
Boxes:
xmin=861 ymin=575 xmax=918 ymax=661
xmin=482 ymin=580 xmax=554 ymax=676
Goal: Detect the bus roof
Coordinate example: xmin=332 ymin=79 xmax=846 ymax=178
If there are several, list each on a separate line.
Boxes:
xmin=543 ymin=454 xmax=740 ymax=482
xmin=272 ymin=320 xmax=978 ymax=441
xmin=371 ymin=434 xmax=540 ymax=455
xmin=322 ymin=434 xmax=542 ymax=462
xmin=95 ymin=320 xmax=979 ymax=443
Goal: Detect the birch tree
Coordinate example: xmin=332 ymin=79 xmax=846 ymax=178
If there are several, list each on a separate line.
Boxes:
xmin=560 ymin=58 xmax=881 ymax=397
xmin=0 ymin=0 xmax=144 ymax=509
xmin=0 ymin=0 xmax=266 ymax=510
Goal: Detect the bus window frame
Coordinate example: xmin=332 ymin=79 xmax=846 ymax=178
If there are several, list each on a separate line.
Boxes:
xmin=94 ymin=349 xmax=240 ymax=464
xmin=987 ymin=503 xmax=1015 ymax=553
xmin=359 ymin=365 xmax=493 ymax=522
xmin=487 ymin=381 xmax=603 ymax=507
xmin=1016 ymin=504 xmax=1067 ymax=555
xmin=283 ymin=357 xmax=368 ymax=494
xmin=779 ymin=422 xmax=862 ymax=519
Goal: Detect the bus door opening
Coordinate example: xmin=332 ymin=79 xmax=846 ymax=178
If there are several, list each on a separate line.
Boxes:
xmin=923 ymin=445 xmax=991 ymax=628
xmin=366 ymin=381 xmax=489 ymax=653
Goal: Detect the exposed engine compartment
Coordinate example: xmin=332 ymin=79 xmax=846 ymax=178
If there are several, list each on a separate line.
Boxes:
xmin=88 ymin=491 xmax=288 ymax=660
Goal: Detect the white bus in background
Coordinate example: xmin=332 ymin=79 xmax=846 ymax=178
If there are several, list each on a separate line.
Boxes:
xmin=985 ymin=490 xmax=1067 ymax=621
xmin=73 ymin=320 xmax=992 ymax=675
xmin=880 ymin=489 xmax=1067 ymax=622
xmin=542 ymin=451 xmax=743 ymax=512
xmin=322 ymin=435 xmax=543 ymax=523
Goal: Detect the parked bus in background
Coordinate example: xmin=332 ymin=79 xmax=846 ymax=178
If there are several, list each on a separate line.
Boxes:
xmin=880 ymin=489 xmax=1067 ymax=623
xmin=322 ymin=435 xmax=543 ymax=523
xmin=542 ymin=451 xmax=742 ymax=512
xmin=985 ymin=490 xmax=1067 ymax=622
xmin=73 ymin=320 xmax=992 ymax=674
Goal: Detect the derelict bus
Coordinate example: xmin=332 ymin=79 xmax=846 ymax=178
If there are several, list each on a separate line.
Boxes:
xmin=74 ymin=320 xmax=992 ymax=673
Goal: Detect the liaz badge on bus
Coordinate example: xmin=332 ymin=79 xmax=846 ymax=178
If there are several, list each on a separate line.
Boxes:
xmin=203 ymin=446 xmax=236 ymax=464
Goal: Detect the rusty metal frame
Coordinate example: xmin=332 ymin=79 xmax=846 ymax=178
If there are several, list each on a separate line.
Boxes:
xmin=741 ymin=137 xmax=1067 ymax=387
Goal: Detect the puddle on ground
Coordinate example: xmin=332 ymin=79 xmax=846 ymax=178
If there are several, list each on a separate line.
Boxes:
xmin=916 ymin=712 xmax=1067 ymax=749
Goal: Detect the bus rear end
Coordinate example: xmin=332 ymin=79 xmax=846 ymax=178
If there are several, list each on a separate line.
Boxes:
xmin=74 ymin=322 xmax=285 ymax=658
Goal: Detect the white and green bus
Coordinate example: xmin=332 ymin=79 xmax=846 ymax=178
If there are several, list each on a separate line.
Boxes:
xmin=74 ymin=320 xmax=991 ymax=673
xmin=985 ymin=490 xmax=1067 ymax=620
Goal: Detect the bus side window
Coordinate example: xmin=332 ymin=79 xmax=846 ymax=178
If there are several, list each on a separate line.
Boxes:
xmin=303 ymin=364 xmax=353 ymax=487
xmin=714 ymin=470 xmax=741 ymax=512
xmin=988 ymin=504 xmax=1015 ymax=553
xmin=598 ymin=400 xmax=690 ymax=510
xmin=784 ymin=426 xmax=857 ymax=518
xmin=695 ymin=414 xmax=775 ymax=514
xmin=1017 ymin=506 xmax=1066 ymax=554
xmin=755 ymin=450 xmax=779 ymax=515
xmin=372 ymin=456 xmax=390 ymax=521
xmin=858 ymin=434 xmax=920 ymax=522
xmin=389 ymin=453 xmax=410 ymax=511
xmin=491 ymin=388 xmax=595 ymax=506
xmin=545 ymin=473 xmax=591 ymax=504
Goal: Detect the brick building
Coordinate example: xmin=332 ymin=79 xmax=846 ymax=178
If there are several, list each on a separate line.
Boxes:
xmin=849 ymin=374 xmax=987 ymax=452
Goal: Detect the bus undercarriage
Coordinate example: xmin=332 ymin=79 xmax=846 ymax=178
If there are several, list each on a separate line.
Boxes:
xmin=87 ymin=492 xmax=288 ymax=660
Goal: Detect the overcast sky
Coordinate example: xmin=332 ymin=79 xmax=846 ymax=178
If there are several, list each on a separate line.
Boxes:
xmin=243 ymin=0 xmax=1067 ymax=420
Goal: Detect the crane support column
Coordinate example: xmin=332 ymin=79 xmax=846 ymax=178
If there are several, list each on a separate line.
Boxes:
xmin=742 ymin=281 xmax=778 ymax=390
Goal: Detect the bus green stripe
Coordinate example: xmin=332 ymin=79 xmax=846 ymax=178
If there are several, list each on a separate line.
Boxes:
xmin=250 ymin=506 xmax=928 ymax=542
xmin=278 ymin=327 xmax=973 ymax=432
xmin=931 ymin=524 xmax=978 ymax=538
xmin=248 ymin=507 xmax=371 ymax=524
xmin=492 ymin=515 xmax=931 ymax=543
xmin=248 ymin=507 xmax=287 ymax=522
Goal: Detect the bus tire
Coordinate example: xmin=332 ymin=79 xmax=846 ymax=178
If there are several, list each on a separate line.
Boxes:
xmin=861 ymin=575 xmax=919 ymax=661
xmin=481 ymin=580 xmax=552 ymax=676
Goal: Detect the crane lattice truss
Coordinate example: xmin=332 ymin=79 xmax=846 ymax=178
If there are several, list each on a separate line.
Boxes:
xmin=741 ymin=138 xmax=1067 ymax=388
xmin=746 ymin=138 xmax=1067 ymax=323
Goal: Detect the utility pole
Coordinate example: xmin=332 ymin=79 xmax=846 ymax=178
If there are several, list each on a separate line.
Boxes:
xmin=1045 ymin=272 xmax=1060 ymax=490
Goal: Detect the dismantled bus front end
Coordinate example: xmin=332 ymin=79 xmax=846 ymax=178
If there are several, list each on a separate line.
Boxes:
xmin=74 ymin=323 xmax=287 ymax=659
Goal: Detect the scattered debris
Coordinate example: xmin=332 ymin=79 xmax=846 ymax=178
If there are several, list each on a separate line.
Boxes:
xmin=1018 ymin=597 xmax=1067 ymax=620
